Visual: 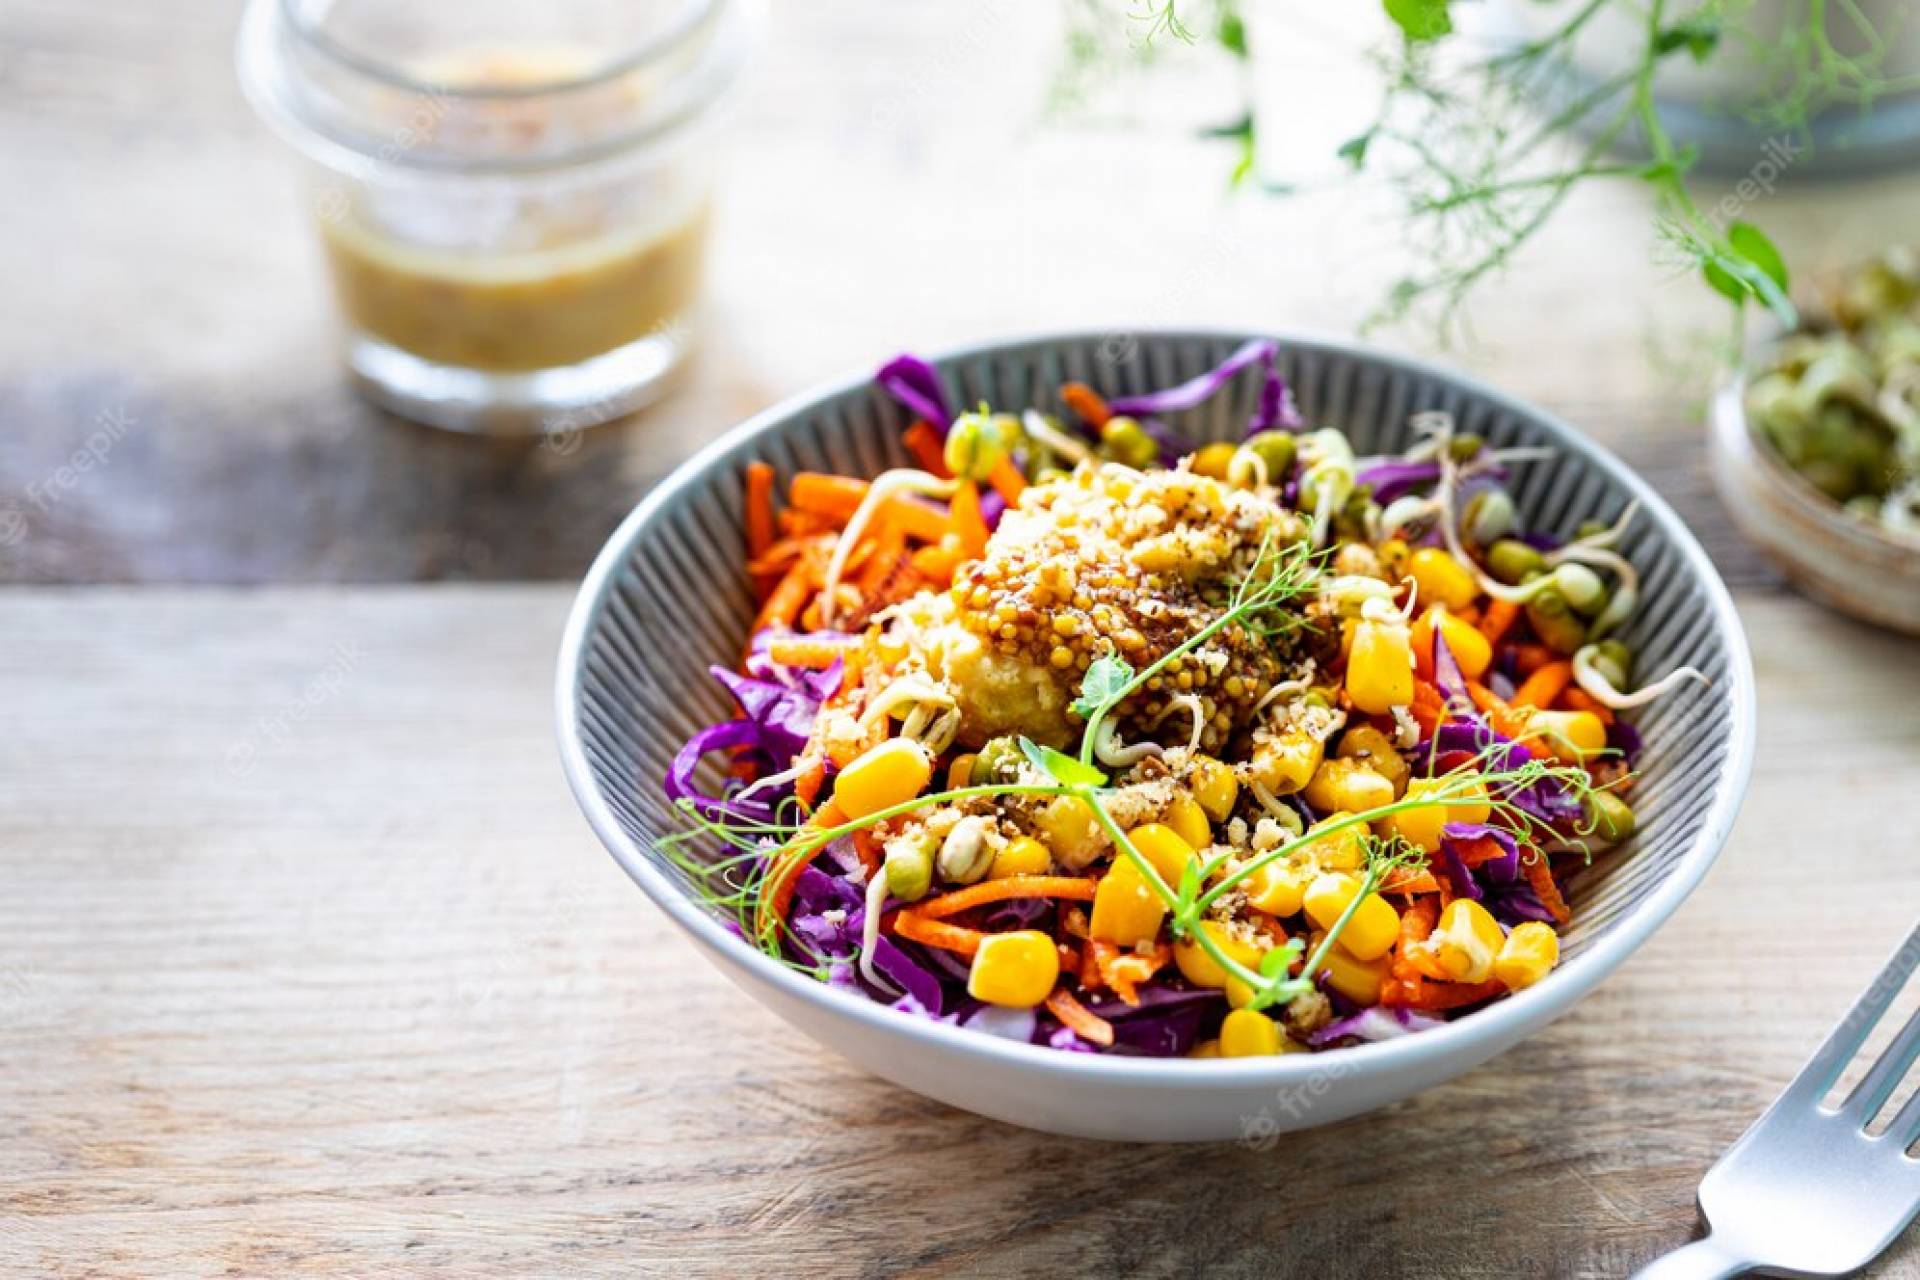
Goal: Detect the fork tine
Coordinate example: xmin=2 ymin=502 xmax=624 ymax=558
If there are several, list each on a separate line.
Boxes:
xmin=1783 ymin=920 xmax=1920 ymax=1106
xmin=1843 ymin=1003 xmax=1920 ymax=1123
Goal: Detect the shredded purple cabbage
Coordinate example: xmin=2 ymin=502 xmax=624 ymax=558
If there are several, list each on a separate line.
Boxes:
xmin=979 ymin=488 xmax=1008 ymax=531
xmin=876 ymin=353 xmax=953 ymax=433
xmin=1139 ymin=416 xmax=1194 ymax=464
xmin=664 ymin=720 xmax=766 ymax=820
xmin=872 ymin=936 xmax=945 ymax=1016
xmin=1354 ymin=458 xmax=1442 ymax=504
xmin=1309 ymin=1004 xmax=1447 ymax=1047
xmin=1440 ymin=822 xmax=1557 ymax=925
xmin=1608 ymin=717 xmax=1644 ymax=766
xmin=1105 ymin=339 xmax=1301 ymax=436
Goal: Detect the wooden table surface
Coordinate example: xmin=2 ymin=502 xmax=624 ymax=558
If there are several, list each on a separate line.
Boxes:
xmin=6 ymin=2 xmax=1920 ymax=1277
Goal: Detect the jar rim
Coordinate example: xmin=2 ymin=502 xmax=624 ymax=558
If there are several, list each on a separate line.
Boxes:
xmin=238 ymin=0 xmax=755 ymax=176
xmin=276 ymin=0 xmax=722 ymax=102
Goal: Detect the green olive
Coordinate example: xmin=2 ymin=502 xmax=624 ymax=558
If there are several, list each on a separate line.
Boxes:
xmin=1526 ymin=588 xmax=1587 ymax=655
xmin=1099 ymin=416 xmax=1159 ymax=468
xmin=1245 ymin=430 xmax=1298 ymax=482
xmin=1593 ymin=639 xmax=1634 ymax=687
xmin=1462 ymin=488 xmax=1516 ymax=546
xmin=944 ymin=410 xmax=1010 ymax=482
xmin=971 ymin=736 xmax=1025 ymax=786
xmin=1487 ymin=539 xmax=1546 ymax=585
xmin=1447 ymin=433 xmax=1485 ymax=463
xmin=884 ymin=835 xmax=935 ymax=901
xmin=1553 ymin=562 xmax=1608 ymax=615
xmin=1585 ymin=791 xmax=1636 ymax=845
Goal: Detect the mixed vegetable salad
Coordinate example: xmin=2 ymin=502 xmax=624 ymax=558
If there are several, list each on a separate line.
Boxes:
xmin=1748 ymin=248 xmax=1920 ymax=540
xmin=664 ymin=343 xmax=1704 ymax=1058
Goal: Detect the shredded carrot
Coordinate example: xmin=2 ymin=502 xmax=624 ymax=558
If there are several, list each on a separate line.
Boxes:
xmin=745 ymin=462 xmax=776 ymax=557
xmin=1409 ymin=679 xmax=1449 ymax=738
xmin=1380 ymin=866 xmax=1442 ymax=896
xmin=950 ymin=480 xmax=990 ymax=558
xmin=789 ymin=472 xmax=868 ymax=523
xmin=1522 ymin=850 xmax=1572 ymax=924
xmin=753 ymin=558 xmax=816 ymax=634
xmin=1045 ymin=988 xmax=1116 ymax=1047
xmin=909 ymin=536 xmax=965 ymax=585
xmin=767 ymin=633 xmax=863 ymax=669
xmin=746 ymin=462 xmax=778 ymax=596
xmin=1478 ymin=598 xmax=1521 ymax=645
xmin=986 ymin=456 xmax=1027 ymax=505
xmin=757 ymin=801 xmax=846 ymax=944
xmin=1098 ymin=941 xmax=1170 ymax=1006
xmin=1402 ymin=977 xmax=1506 ymax=1012
xmin=1381 ymin=897 xmax=1440 ymax=1004
xmin=777 ymin=508 xmax=841 ymax=538
xmin=1512 ymin=660 xmax=1574 ymax=710
xmin=1467 ymin=682 xmax=1553 ymax=760
xmin=883 ymin=496 xmax=950 ymax=544
xmin=1510 ymin=643 xmax=1556 ymax=678
xmin=892 ymin=912 xmax=986 ymax=956
xmin=855 ymin=517 xmax=906 ymax=595
xmin=902 ymin=420 xmax=951 ymax=478
xmin=1453 ymin=835 xmax=1511 ymax=868
xmin=910 ymin=875 xmax=1098 ymax=919
xmin=793 ymin=754 xmax=827 ymax=813
xmin=1559 ymin=686 xmax=1616 ymax=724
xmin=851 ymin=828 xmax=883 ymax=879
xmin=1061 ymin=381 xmax=1111 ymax=429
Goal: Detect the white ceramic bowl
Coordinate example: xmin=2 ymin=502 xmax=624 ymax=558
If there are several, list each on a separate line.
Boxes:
xmin=1710 ymin=377 xmax=1920 ymax=637
xmin=557 ymin=330 xmax=1755 ymax=1142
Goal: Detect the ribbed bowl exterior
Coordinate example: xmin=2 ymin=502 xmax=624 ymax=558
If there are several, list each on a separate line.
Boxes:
xmin=558 ymin=331 xmax=1755 ymax=1141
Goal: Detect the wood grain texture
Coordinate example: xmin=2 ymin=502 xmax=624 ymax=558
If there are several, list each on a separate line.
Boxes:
xmin=2 ymin=586 xmax=1918 ymax=1278
xmin=4 ymin=1 xmax=1919 ymax=584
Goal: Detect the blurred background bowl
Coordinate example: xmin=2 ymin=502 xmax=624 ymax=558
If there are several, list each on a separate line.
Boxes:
xmin=557 ymin=330 xmax=1755 ymax=1141
xmin=1710 ymin=377 xmax=1920 ymax=637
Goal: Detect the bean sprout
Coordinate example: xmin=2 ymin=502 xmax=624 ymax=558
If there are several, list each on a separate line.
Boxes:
xmin=1022 ymin=410 xmax=1095 ymax=465
xmin=1094 ymin=719 xmax=1164 ymax=768
xmin=821 ymin=469 xmax=957 ymax=626
xmin=1571 ymin=643 xmax=1709 ymax=710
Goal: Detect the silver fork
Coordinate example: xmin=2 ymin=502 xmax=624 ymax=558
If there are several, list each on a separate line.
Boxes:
xmin=1635 ymin=920 xmax=1920 ymax=1278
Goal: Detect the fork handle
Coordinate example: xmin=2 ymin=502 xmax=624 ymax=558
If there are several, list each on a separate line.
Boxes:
xmin=1631 ymin=1236 xmax=1748 ymax=1279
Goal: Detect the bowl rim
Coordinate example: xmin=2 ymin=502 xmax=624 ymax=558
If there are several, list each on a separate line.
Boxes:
xmin=1709 ymin=373 xmax=1920 ymax=555
xmin=556 ymin=327 xmax=1757 ymax=1085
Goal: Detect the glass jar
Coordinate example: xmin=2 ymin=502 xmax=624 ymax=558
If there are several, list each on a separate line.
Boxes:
xmin=238 ymin=0 xmax=754 ymax=434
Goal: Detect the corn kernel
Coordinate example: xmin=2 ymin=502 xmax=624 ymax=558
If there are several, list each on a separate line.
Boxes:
xmin=1431 ymin=898 xmax=1504 ymax=983
xmin=1191 ymin=441 xmax=1238 ymax=480
xmin=1249 ymin=728 xmax=1324 ymax=795
xmin=1126 ymin=823 xmax=1197 ymax=886
xmin=1220 ymin=1008 xmax=1283 ymax=1056
xmin=1189 ymin=754 xmax=1240 ymax=822
xmin=1408 ymin=547 xmax=1479 ymax=612
xmin=832 ymin=738 xmax=932 ymax=820
xmin=1419 ymin=606 xmax=1494 ymax=681
xmin=1163 ymin=797 xmax=1212 ymax=851
xmin=1336 ymin=725 xmax=1409 ymax=795
xmin=1346 ymin=619 xmax=1415 ymax=714
xmin=1090 ymin=857 xmax=1168 ymax=947
xmin=1494 ymin=920 xmax=1560 ymax=990
xmin=1300 ymin=814 xmax=1367 ymax=872
xmin=967 ymin=930 xmax=1060 ymax=1008
xmin=1245 ymin=854 xmax=1314 ymax=917
xmin=1528 ymin=709 xmax=1608 ymax=764
xmin=1035 ymin=795 xmax=1103 ymax=867
xmin=989 ymin=836 xmax=1052 ymax=880
xmin=1309 ymin=936 xmax=1389 ymax=1005
xmin=1173 ymin=920 xmax=1263 ymax=990
xmin=945 ymin=753 xmax=977 ymax=791
xmin=1303 ymin=873 xmax=1400 ymax=961
xmin=1189 ymin=1038 xmax=1222 ymax=1058
xmin=1304 ymin=758 xmax=1395 ymax=815
xmin=1387 ymin=773 xmax=1490 ymax=853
